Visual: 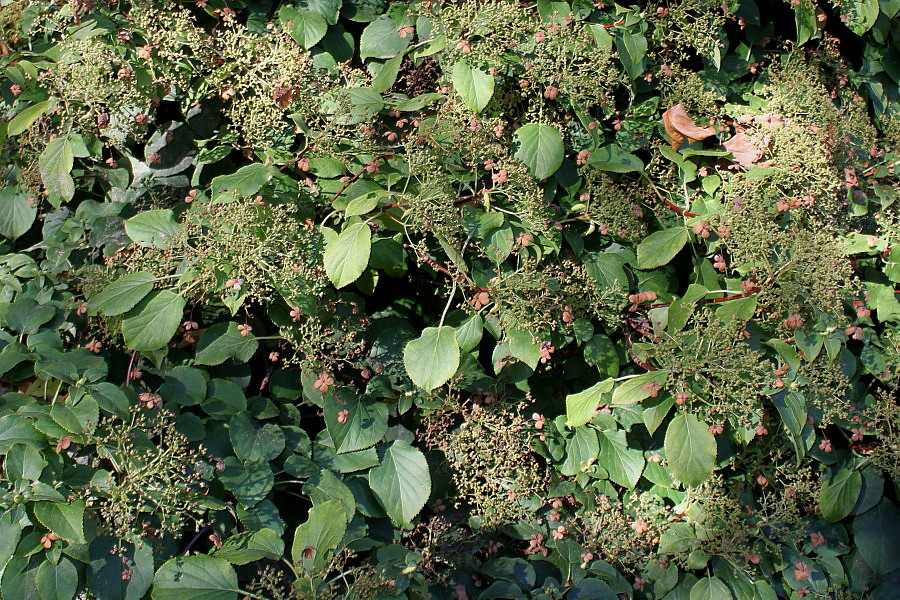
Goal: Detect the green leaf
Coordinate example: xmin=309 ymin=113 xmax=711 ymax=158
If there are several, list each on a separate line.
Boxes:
xmin=793 ymin=0 xmax=819 ymax=45
xmin=8 ymin=100 xmax=51 ymax=136
xmin=612 ymin=371 xmax=669 ymax=405
xmin=324 ymin=222 xmax=372 ymax=288
xmin=507 ymin=326 xmax=541 ymax=369
xmin=843 ymin=0 xmax=880 ymax=35
xmin=39 ymin=136 xmax=75 ymax=207
xmin=211 ymin=163 xmax=279 ymax=201
xmin=636 ymin=227 xmax=689 ymax=270
xmin=125 ymin=210 xmax=182 ymax=249
xmin=615 ymin=32 xmax=647 ymax=80
xmin=89 ymin=537 xmax=154 ymax=600
xmin=586 ymin=145 xmax=644 ymax=173
xmin=151 ymin=556 xmax=238 ymax=600
xmin=403 ymin=326 xmax=460 ymax=390
xmin=514 ymin=123 xmax=564 ymax=180
xmin=452 ymin=60 xmax=495 ymax=113
xmin=560 ymin=427 xmax=599 ymax=476
xmin=372 ymin=54 xmax=404 ymax=94
xmin=214 ymin=529 xmax=284 ymax=566
xmin=279 ymin=6 xmax=328 ymax=49
xmin=690 ymin=577 xmax=732 ymax=600
xmin=291 ymin=500 xmax=348 ymax=572
xmin=0 ymin=414 xmax=42 ymax=452
xmin=664 ymin=413 xmax=716 ymax=487
xmin=0 ymin=187 xmax=37 ymax=239
xmin=359 ymin=15 xmax=409 ymax=60
xmin=4 ymin=298 xmax=54 ymax=334
xmin=36 ymin=557 xmax=78 ymax=600
xmin=325 ymin=390 xmax=388 ymax=454
xmin=855 ymin=498 xmax=900 ymax=575
xmin=87 ymin=272 xmax=156 ymax=317
xmin=819 ymin=467 xmax=863 ymax=522
xmin=5 ymin=444 xmax=46 ymax=481
xmin=229 ymin=414 xmax=286 ymax=463
xmin=597 ymin=429 xmax=644 ymax=488
xmin=218 ymin=457 xmax=273 ymax=507
xmin=565 ymin=378 xmax=613 ymax=427
xmin=195 ymin=323 xmax=259 ymax=366
xmin=368 ymin=440 xmax=431 ymax=525
xmin=33 ymin=500 xmax=87 ymax=544
xmin=121 ymin=290 xmax=186 ymax=351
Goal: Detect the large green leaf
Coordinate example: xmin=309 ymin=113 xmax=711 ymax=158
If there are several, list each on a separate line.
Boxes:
xmin=124 ymin=210 xmax=182 ymax=249
xmin=39 ymin=136 xmax=75 ymax=207
xmin=597 ymin=429 xmax=644 ymax=489
xmin=0 ymin=415 xmax=42 ymax=452
xmin=843 ymin=0 xmax=880 ymax=35
xmin=0 ymin=186 xmax=37 ymax=240
xmin=854 ymin=498 xmax=900 ymax=575
xmin=87 ymin=272 xmax=156 ymax=317
xmin=664 ymin=413 xmax=716 ymax=487
xmin=560 ymin=427 xmax=599 ymax=476
xmin=403 ymin=326 xmax=460 ymax=390
xmin=359 ymin=14 xmax=409 ymax=60
xmin=325 ymin=390 xmax=388 ymax=454
xmin=151 ymin=556 xmax=238 ymax=600
xmin=89 ymin=537 xmax=154 ymax=600
xmin=210 ymin=163 xmax=279 ymax=201
xmin=565 ymin=378 xmax=613 ymax=427
xmin=615 ymin=32 xmax=647 ymax=80
xmin=452 ymin=60 xmax=495 ymax=113
xmin=586 ymin=145 xmax=644 ymax=173
xmin=368 ymin=440 xmax=431 ymax=525
xmin=324 ymin=222 xmax=372 ymax=288
xmin=229 ymin=413 xmax=285 ymax=463
xmin=33 ymin=500 xmax=86 ymax=544
xmin=218 ymin=457 xmax=273 ymax=507
xmin=8 ymin=100 xmax=51 ymax=136
xmin=690 ymin=577 xmax=732 ymax=600
xmin=819 ymin=466 xmax=863 ymax=522
xmin=514 ymin=123 xmax=564 ymax=180
xmin=636 ymin=227 xmax=689 ymax=270
xmin=121 ymin=290 xmax=186 ymax=351
xmin=36 ymin=557 xmax=78 ymax=600
xmin=214 ymin=529 xmax=284 ymax=566
xmin=291 ymin=500 xmax=348 ymax=571
xmin=195 ymin=323 xmax=259 ymax=366
xmin=279 ymin=6 xmax=328 ymax=49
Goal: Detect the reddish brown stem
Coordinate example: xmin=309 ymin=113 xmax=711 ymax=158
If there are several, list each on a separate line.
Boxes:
xmin=663 ymin=198 xmax=698 ymax=218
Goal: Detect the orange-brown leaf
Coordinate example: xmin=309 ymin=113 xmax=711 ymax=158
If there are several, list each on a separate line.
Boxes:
xmin=722 ymin=131 xmax=763 ymax=167
xmin=662 ymin=104 xmax=717 ymax=150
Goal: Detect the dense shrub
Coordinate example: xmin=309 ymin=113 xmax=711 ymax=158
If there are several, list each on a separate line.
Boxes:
xmin=0 ymin=0 xmax=898 ymax=598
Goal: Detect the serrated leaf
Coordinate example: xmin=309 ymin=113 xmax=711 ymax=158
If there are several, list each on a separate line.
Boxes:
xmin=819 ymin=467 xmax=862 ymax=522
xmin=279 ymin=6 xmax=328 ymax=49
xmin=0 ymin=187 xmax=37 ymax=240
xmin=214 ymin=529 xmax=284 ymax=566
xmin=229 ymin=414 xmax=285 ymax=463
xmin=125 ymin=210 xmax=182 ymax=249
xmin=87 ymin=272 xmax=156 ymax=317
xmin=195 ymin=323 xmax=259 ymax=366
xmin=151 ymin=556 xmax=238 ymax=600
xmin=211 ymin=163 xmax=278 ymax=201
xmin=403 ymin=326 xmax=459 ymax=390
xmin=359 ymin=14 xmax=409 ymax=60
xmin=89 ymin=537 xmax=154 ymax=600
xmin=586 ymin=145 xmax=644 ymax=173
xmin=452 ymin=60 xmax=495 ymax=113
xmin=39 ymin=136 xmax=75 ymax=206
xmin=324 ymin=390 xmax=388 ymax=454
xmin=514 ymin=123 xmax=564 ymax=180
xmin=565 ymin=378 xmax=614 ymax=427
xmin=121 ymin=290 xmax=185 ymax=351
xmin=636 ymin=227 xmax=689 ymax=270
xmin=664 ymin=413 xmax=716 ymax=487
xmin=612 ymin=371 xmax=669 ymax=405
xmin=597 ymin=429 xmax=644 ymax=488
xmin=291 ymin=500 xmax=347 ymax=572
xmin=8 ymin=100 xmax=51 ymax=136
xmin=690 ymin=577 xmax=732 ymax=600
xmin=324 ymin=222 xmax=372 ymax=288
xmin=843 ymin=0 xmax=880 ymax=35
xmin=36 ymin=557 xmax=78 ymax=600
xmin=33 ymin=500 xmax=86 ymax=544
xmin=369 ymin=441 xmax=431 ymax=525
xmin=854 ymin=498 xmax=900 ymax=575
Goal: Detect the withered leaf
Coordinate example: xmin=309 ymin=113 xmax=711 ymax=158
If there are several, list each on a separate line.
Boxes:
xmin=722 ymin=131 xmax=763 ymax=168
xmin=273 ymin=86 xmax=301 ymax=109
xmin=662 ymin=104 xmax=717 ymax=150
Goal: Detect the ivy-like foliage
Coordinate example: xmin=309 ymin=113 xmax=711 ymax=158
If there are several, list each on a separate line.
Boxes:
xmin=0 ymin=0 xmax=898 ymax=599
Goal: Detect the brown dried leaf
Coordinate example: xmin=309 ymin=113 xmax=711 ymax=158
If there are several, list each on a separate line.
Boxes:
xmin=662 ymin=104 xmax=717 ymax=150
xmin=722 ymin=131 xmax=763 ymax=168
